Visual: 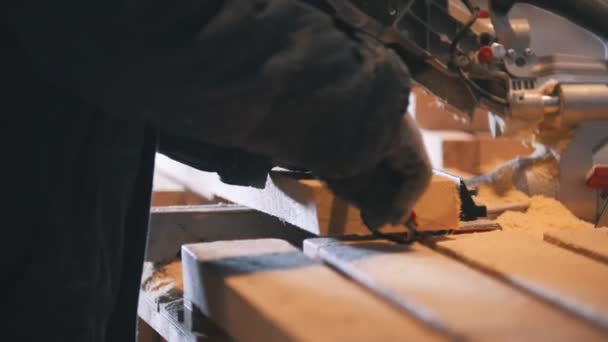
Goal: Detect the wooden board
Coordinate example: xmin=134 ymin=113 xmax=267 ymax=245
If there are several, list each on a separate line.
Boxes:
xmin=428 ymin=231 xmax=608 ymax=331
xmin=413 ymin=175 xmax=460 ymax=231
xmin=156 ymin=157 xmax=462 ymax=235
xmin=411 ymin=87 xmax=491 ymax=132
xmin=153 ymin=155 xmax=217 ymax=206
xmin=147 ymin=205 xmax=313 ymax=264
xmin=151 ymin=191 xmax=215 ymax=207
xmin=181 ymin=239 xmax=445 ymax=342
xmin=304 ymin=238 xmax=608 ymax=342
xmin=421 ymin=130 xmax=477 ymax=174
xmin=421 ymin=130 xmax=534 ymax=175
xmin=138 ymin=290 xmax=228 ymax=342
xmin=175 ymin=170 xmax=366 ymax=235
xmin=476 ymin=133 xmax=536 ymax=173
xmin=544 ymin=229 xmax=608 ymax=265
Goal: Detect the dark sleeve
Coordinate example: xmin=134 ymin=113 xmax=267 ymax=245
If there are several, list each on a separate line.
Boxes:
xmin=8 ymin=0 xmax=411 ymax=178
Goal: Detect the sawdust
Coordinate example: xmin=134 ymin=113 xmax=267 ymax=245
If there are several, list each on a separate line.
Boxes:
xmin=515 ymin=158 xmax=560 ymax=197
xmin=141 ymin=260 xmax=184 ymax=296
xmin=496 ymin=196 xmax=593 ymax=239
xmin=473 ymin=184 xmax=530 ymax=208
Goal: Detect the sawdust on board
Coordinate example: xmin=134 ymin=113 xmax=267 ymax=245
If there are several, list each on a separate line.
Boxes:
xmin=141 ymin=260 xmax=184 ymax=296
xmin=496 ymin=195 xmax=593 ymax=239
xmin=471 ymin=154 xmax=560 ymax=208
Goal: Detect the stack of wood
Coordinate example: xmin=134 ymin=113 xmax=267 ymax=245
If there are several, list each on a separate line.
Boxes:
xmin=139 ymin=227 xmax=608 ymax=341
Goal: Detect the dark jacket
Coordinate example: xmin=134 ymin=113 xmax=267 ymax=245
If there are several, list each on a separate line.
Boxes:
xmin=4 ymin=1 xmax=413 ymax=341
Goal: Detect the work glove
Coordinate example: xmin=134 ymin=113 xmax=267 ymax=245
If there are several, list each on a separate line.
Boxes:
xmin=10 ymin=0 xmax=433 ymax=229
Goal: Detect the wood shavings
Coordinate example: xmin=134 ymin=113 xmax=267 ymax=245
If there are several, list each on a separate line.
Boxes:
xmin=473 ymin=184 xmax=530 ymax=208
xmin=515 ymin=158 xmax=560 ymax=197
xmin=141 ymin=260 xmax=184 ymax=296
xmin=496 ymin=196 xmax=593 ymax=239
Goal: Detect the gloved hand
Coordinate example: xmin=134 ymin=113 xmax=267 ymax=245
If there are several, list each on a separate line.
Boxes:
xmin=322 ymin=114 xmax=432 ymax=230
xmin=10 ymin=0 xmax=433 ymax=230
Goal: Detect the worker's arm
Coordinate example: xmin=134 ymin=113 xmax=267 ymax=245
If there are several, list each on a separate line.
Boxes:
xmin=8 ymin=0 xmax=431 ymax=227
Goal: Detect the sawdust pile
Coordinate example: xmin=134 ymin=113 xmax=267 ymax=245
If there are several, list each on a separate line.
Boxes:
xmin=141 ymin=260 xmax=184 ymax=296
xmin=496 ymin=196 xmax=593 ymax=239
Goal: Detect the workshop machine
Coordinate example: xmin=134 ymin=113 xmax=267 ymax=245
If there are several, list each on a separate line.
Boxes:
xmin=329 ymin=0 xmax=608 ymax=226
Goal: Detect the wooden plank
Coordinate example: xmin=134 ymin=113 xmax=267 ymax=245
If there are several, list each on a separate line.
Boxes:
xmin=140 ymin=257 xmax=230 ymax=342
xmin=476 ymin=133 xmax=535 ymax=173
xmin=138 ymin=290 xmax=228 ymax=342
xmin=428 ymin=231 xmax=608 ymax=331
xmin=411 ymin=87 xmax=490 ymax=132
xmin=157 ymin=158 xmax=462 ymax=235
xmin=544 ymin=229 xmax=608 ymax=265
xmin=181 ymin=239 xmax=445 ymax=342
xmin=147 ymin=205 xmax=313 ymax=264
xmin=421 ymin=130 xmax=478 ymax=174
xmin=155 ymin=158 xmax=335 ymax=235
xmin=415 ymin=175 xmax=460 ymax=230
xmin=421 ymin=130 xmax=533 ymax=175
xmin=304 ymin=238 xmax=608 ymax=342
xmin=151 ymin=191 xmax=215 ymax=207
xmin=153 ymin=154 xmax=219 ymax=206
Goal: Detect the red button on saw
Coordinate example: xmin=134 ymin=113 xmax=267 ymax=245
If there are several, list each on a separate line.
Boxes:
xmin=586 ymin=165 xmax=608 ymax=189
xmin=477 ymin=46 xmax=493 ymax=64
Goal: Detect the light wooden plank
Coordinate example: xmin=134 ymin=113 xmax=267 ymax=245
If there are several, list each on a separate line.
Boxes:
xmin=429 ymin=231 xmax=608 ymax=331
xmin=182 ymin=239 xmax=445 ymax=342
xmin=155 ymin=158 xmax=335 ymax=235
xmin=153 ymin=154 xmax=220 ymax=207
xmin=180 ymin=170 xmax=376 ymax=235
xmin=147 ymin=205 xmax=312 ymax=263
xmin=151 ymin=191 xmax=215 ymax=207
xmin=544 ymin=228 xmax=608 ymax=265
xmin=414 ymin=175 xmax=460 ymax=230
xmin=411 ymin=87 xmax=490 ymax=132
xmin=422 ymin=130 xmax=478 ymax=174
xmin=421 ymin=130 xmax=533 ymax=175
xmin=156 ymin=158 xmax=462 ymax=235
xmin=304 ymin=238 xmax=608 ymax=342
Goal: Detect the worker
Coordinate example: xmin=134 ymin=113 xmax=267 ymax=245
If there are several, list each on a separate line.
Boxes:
xmin=4 ymin=1 xmax=431 ymax=341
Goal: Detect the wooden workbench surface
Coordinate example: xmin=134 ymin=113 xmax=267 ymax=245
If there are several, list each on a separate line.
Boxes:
xmin=144 ymin=156 xmax=608 ymax=342
xmin=140 ymin=228 xmax=608 ymax=342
